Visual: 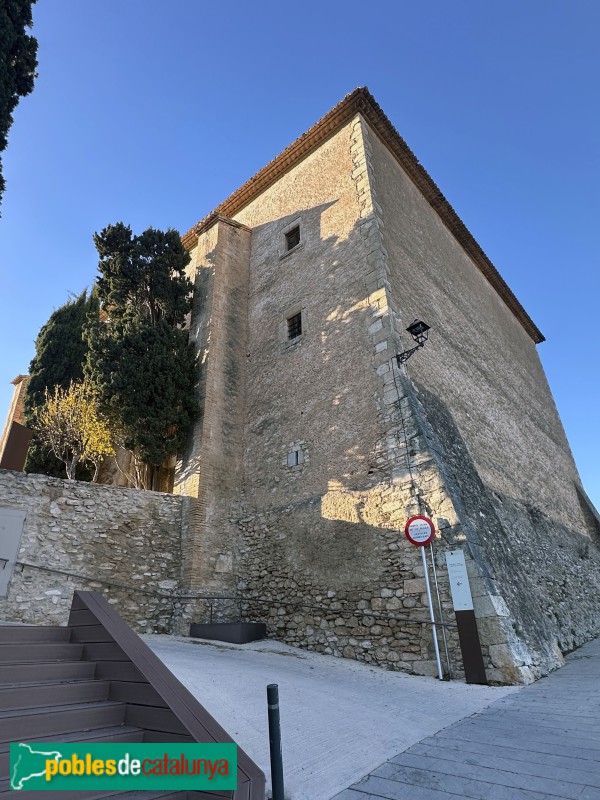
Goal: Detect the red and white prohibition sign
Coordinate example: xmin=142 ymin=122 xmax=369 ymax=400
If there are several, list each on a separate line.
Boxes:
xmin=404 ymin=515 xmax=435 ymax=547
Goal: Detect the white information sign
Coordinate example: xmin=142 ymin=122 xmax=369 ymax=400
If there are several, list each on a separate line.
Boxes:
xmin=444 ymin=548 xmax=474 ymax=611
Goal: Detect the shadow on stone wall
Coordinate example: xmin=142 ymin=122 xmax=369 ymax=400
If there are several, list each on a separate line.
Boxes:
xmin=176 ymin=203 xmax=600 ymax=681
xmin=412 ymin=379 xmax=600 ymax=665
xmin=223 ymin=209 xmax=462 ymax=676
xmin=176 ymin=250 xmax=215 ymax=490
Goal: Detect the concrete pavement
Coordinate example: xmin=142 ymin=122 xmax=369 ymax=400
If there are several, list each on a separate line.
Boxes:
xmin=144 ymin=634 xmax=514 ymax=799
xmin=334 ymin=637 xmax=600 ymax=800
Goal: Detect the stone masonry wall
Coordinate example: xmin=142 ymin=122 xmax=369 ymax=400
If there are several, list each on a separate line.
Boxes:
xmin=228 ymin=114 xmax=600 ymax=683
xmin=347 ymin=116 xmax=523 ymax=682
xmin=175 ymin=219 xmax=251 ymax=593
xmin=235 ymin=496 xmax=466 ymax=679
xmin=366 ymin=116 xmax=600 ymax=680
xmin=0 ymin=470 xmax=187 ymax=632
xmin=174 ymin=109 xmax=600 ymax=684
xmin=217 ymin=119 xmax=468 ymax=679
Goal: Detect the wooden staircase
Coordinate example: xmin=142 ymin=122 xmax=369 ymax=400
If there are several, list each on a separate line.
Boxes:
xmin=0 ymin=591 xmax=265 ymax=799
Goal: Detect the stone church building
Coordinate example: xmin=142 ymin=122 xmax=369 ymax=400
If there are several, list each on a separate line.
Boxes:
xmin=172 ymin=87 xmax=600 ymax=683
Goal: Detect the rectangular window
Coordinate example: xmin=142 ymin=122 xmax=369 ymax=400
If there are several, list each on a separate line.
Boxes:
xmin=287 ymin=312 xmax=302 ymax=340
xmin=287 ymin=447 xmax=305 ymax=467
xmin=285 ymin=226 xmax=300 ymax=251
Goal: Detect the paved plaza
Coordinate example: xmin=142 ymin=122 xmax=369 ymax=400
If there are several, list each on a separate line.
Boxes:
xmin=146 ymin=633 xmax=600 ymax=800
xmin=144 ymin=633 xmax=513 ymax=799
xmin=335 ymin=637 xmax=600 ymax=800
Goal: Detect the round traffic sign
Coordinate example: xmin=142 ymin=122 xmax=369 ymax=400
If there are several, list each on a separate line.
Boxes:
xmin=404 ymin=515 xmax=435 ymax=546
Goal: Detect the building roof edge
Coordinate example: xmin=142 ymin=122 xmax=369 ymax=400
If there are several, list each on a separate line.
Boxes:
xmin=182 ymin=87 xmax=544 ymax=344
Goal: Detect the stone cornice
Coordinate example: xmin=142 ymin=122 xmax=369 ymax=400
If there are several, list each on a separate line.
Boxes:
xmin=182 ymin=87 xmax=544 ymax=344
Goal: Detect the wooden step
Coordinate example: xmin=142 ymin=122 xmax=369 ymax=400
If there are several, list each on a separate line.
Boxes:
xmin=140 ymin=730 xmax=195 ymax=743
xmin=0 ymin=780 xmax=189 ymax=799
xmin=0 ymin=725 xmax=145 ymax=777
xmin=0 ymin=626 xmax=71 ymax=643
xmin=0 ymin=660 xmax=96 ymax=683
xmin=0 ymin=679 xmax=110 ymax=711
xmin=0 ymin=642 xmax=83 ymax=662
xmin=0 ymin=701 xmax=126 ymax=742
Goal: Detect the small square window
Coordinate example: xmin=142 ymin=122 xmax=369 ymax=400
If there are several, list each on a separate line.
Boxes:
xmin=285 ymin=226 xmax=300 ymax=251
xmin=287 ymin=312 xmax=302 ymax=340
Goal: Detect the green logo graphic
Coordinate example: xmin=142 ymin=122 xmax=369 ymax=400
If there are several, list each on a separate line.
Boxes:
xmin=10 ymin=742 xmax=237 ymax=791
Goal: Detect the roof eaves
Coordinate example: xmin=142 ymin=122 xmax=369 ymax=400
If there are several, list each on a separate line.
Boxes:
xmin=182 ymin=87 xmax=544 ymax=344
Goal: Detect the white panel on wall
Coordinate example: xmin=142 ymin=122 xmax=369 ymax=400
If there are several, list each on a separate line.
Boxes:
xmin=0 ymin=508 xmax=26 ymax=597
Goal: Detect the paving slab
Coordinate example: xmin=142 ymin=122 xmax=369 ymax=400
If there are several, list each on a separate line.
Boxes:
xmin=335 ymin=636 xmax=600 ymax=800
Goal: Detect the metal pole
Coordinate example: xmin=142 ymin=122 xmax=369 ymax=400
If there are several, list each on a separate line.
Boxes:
xmin=421 ymin=546 xmax=443 ymax=680
xmin=267 ymin=684 xmax=285 ymax=800
xmin=429 ymin=542 xmax=452 ymax=679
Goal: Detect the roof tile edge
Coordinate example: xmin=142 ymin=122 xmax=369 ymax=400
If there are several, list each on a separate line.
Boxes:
xmin=182 ymin=87 xmax=544 ymax=344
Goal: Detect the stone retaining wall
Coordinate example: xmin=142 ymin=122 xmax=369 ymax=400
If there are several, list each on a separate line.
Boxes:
xmin=0 ymin=470 xmax=187 ymax=631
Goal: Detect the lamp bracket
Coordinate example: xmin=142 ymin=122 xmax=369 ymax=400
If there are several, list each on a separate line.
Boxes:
xmin=396 ymin=343 xmax=424 ymax=366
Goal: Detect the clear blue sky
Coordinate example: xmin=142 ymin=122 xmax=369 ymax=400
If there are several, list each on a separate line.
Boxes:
xmin=1 ymin=1 xmax=598 ymax=509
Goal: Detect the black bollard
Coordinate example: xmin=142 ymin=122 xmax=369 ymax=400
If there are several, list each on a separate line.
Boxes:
xmin=267 ymin=683 xmax=285 ymax=800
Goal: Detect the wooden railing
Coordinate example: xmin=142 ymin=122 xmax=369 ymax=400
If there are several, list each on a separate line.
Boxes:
xmin=68 ymin=590 xmax=265 ymax=800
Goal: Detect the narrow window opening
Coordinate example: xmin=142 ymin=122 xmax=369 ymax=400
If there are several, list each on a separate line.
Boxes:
xmin=287 ymin=312 xmax=302 ymax=340
xmin=287 ymin=445 xmax=305 ymax=468
xmin=285 ymin=226 xmax=300 ymax=251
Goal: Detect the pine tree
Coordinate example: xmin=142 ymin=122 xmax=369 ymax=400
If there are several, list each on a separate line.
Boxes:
xmin=86 ymin=223 xmax=196 ymax=488
xmin=24 ymin=289 xmax=100 ymax=478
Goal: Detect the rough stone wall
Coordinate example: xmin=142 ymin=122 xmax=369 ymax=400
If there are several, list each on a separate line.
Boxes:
xmin=175 ymin=223 xmax=219 ymax=500
xmin=0 ymin=470 xmax=187 ymax=632
xmin=181 ymin=119 xmax=466 ymax=678
xmin=365 ymin=117 xmax=600 ymax=679
xmin=175 ymin=219 xmax=251 ymax=594
xmin=175 ymin=111 xmax=600 ymax=683
xmin=235 ymin=496 xmax=464 ymax=678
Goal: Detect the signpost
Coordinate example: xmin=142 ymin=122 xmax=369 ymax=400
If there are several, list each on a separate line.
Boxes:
xmin=404 ymin=516 xmax=443 ymax=680
xmin=444 ymin=549 xmax=487 ymax=684
xmin=445 ymin=548 xmax=474 ymax=611
xmin=404 ymin=515 xmax=435 ymax=547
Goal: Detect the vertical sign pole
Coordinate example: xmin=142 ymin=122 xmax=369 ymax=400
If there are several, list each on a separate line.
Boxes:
xmin=421 ymin=546 xmax=444 ymax=681
xmin=429 ymin=542 xmax=452 ymax=678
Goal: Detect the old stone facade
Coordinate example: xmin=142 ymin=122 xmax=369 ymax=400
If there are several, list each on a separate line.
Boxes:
xmin=2 ymin=89 xmax=599 ymax=685
xmin=173 ymin=88 xmax=600 ymax=683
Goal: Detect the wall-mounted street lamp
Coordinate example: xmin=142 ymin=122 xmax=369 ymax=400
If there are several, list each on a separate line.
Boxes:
xmin=396 ymin=319 xmax=431 ymax=366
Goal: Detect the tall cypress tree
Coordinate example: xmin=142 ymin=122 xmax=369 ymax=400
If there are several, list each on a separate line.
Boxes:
xmin=24 ymin=289 xmax=100 ymax=478
xmin=0 ymin=0 xmax=38 ymax=211
xmin=85 ymin=223 xmax=196 ymax=488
